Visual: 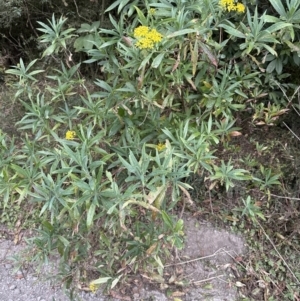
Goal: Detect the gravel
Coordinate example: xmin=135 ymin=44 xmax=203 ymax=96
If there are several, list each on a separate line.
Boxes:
xmin=0 ymin=238 xmax=168 ymax=301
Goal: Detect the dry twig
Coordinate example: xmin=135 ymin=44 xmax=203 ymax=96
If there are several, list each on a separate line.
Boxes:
xmin=165 ymin=248 xmax=229 ymax=267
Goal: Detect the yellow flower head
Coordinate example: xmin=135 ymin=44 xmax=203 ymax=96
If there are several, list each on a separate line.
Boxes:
xmin=219 ymin=0 xmax=232 ymax=10
xmin=89 ymin=282 xmax=97 ymax=293
xmin=65 ymin=130 xmax=76 ymax=140
xmin=134 ymin=26 xmax=150 ymax=38
xmin=147 ymin=29 xmax=163 ymax=42
xmin=149 ymin=8 xmax=156 ymax=15
xmin=156 ymin=142 xmax=166 ymax=151
xmin=136 ymin=38 xmax=155 ymax=49
xmin=219 ymin=0 xmax=246 ymax=13
xmin=133 ymin=26 xmax=162 ymax=50
xmin=236 ymin=3 xmax=245 ymax=12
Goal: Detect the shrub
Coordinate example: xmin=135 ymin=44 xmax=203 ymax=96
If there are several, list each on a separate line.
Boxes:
xmin=3 ymin=0 xmax=297 ymax=294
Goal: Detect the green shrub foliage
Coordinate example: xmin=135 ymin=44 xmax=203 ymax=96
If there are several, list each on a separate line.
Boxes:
xmin=2 ymin=0 xmax=297 ymax=293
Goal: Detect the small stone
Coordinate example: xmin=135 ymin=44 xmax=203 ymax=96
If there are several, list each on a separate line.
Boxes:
xmin=5 ymin=264 xmax=12 ymax=269
xmin=133 ymin=293 xmax=140 ymax=299
xmin=14 ymin=288 xmax=20 ymax=294
xmin=15 ymin=270 xmax=23 ymax=280
xmin=9 ymin=284 xmax=16 ymax=290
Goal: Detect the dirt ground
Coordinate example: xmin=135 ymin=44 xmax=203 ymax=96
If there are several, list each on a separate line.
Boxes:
xmin=0 ymin=216 xmax=246 ymax=301
xmin=165 ymin=215 xmax=246 ymax=301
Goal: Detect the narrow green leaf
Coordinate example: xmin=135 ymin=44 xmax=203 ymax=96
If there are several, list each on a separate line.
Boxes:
xmin=128 ymin=151 xmax=140 ymax=170
xmin=151 ymin=52 xmax=165 ymax=68
xmin=118 ymin=155 xmax=136 ymax=173
xmin=111 ymin=276 xmax=122 ymax=289
xmin=40 ymin=202 xmax=49 ymax=216
xmin=11 ymin=164 xmax=28 ymax=177
xmin=42 ymin=221 xmax=54 ymax=233
xmin=275 ymin=59 xmax=282 ymax=74
xmin=87 ymin=203 xmax=96 ymax=228
xmin=105 ymin=0 xmax=122 ymax=12
xmin=207 ymin=114 xmax=212 ymax=133
xmin=19 ymin=58 xmax=25 ymax=71
xmin=28 ymin=69 xmax=45 ymax=76
xmin=43 ymin=44 xmax=56 ymax=57
xmin=268 ymin=0 xmax=287 ymax=16
xmin=266 ymin=22 xmax=292 ymax=33
xmin=183 ymin=120 xmax=189 ymax=139
xmin=139 ymin=53 xmax=153 ymax=70
xmin=285 ymin=40 xmax=300 ymax=52
xmin=263 ymin=44 xmax=278 ymax=56
xmin=263 ymin=15 xmax=281 ymax=23
xmin=91 ymin=277 xmax=112 ymax=285
xmin=99 ymin=40 xmax=118 ymax=49
xmin=219 ymin=24 xmax=246 ymax=39
xmin=266 ymin=59 xmax=276 ymax=73
xmin=118 ymin=0 xmax=131 ymax=13
xmin=161 ymin=210 xmax=173 ymax=230
xmin=167 ymin=28 xmax=199 ymax=38
xmin=58 ymin=235 xmax=70 ymax=247
xmin=134 ymin=6 xmax=147 ymax=25
xmin=94 ymin=79 xmax=112 ymax=92
xmin=26 ymin=59 xmax=38 ymax=70
xmin=5 ymin=69 xmax=22 ymax=76
xmin=191 ymin=40 xmax=198 ymax=76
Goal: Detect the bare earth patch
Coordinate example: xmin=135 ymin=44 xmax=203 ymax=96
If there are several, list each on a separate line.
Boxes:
xmin=175 ymin=216 xmax=246 ymax=301
xmin=0 ymin=217 xmax=246 ymax=301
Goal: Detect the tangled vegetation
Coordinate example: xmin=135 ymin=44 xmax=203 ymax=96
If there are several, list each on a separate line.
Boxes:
xmin=1 ymin=0 xmax=300 ymax=300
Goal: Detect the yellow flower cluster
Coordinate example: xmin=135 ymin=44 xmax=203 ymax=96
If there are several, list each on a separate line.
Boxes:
xmin=89 ymin=282 xmax=97 ymax=293
xmin=220 ymin=0 xmax=246 ymax=12
xmin=149 ymin=8 xmax=156 ymax=15
xmin=156 ymin=142 xmax=166 ymax=151
xmin=65 ymin=130 xmax=76 ymax=140
xmin=235 ymin=2 xmax=246 ymax=12
xmin=133 ymin=26 xmax=162 ymax=50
